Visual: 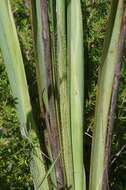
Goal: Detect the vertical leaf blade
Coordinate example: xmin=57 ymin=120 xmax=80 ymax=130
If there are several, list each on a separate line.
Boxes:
xmin=56 ymin=0 xmax=74 ymax=188
xmin=0 ymin=1 xmax=49 ymax=189
xmin=89 ymin=1 xmax=124 ymax=190
xmin=31 ymin=0 xmax=64 ymax=188
xmin=68 ymin=0 xmax=86 ymax=189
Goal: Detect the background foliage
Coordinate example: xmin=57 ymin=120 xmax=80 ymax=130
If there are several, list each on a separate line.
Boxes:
xmin=0 ymin=0 xmax=126 ymax=189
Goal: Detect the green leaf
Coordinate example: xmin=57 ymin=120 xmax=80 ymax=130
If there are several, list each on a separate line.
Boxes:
xmin=0 ymin=1 xmax=49 ymax=189
xmin=68 ymin=0 xmax=86 ymax=189
xmin=56 ymin=0 xmax=74 ymax=188
xmin=89 ymin=1 xmax=124 ymax=190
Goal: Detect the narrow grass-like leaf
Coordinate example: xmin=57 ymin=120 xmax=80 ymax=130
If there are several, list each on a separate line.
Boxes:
xmin=56 ymin=0 xmax=74 ymax=188
xmin=39 ymin=152 xmax=60 ymax=187
xmin=89 ymin=1 xmax=124 ymax=190
xmin=0 ymin=1 xmax=49 ymax=189
xmin=68 ymin=0 xmax=86 ymax=189
xmin=31 ymin=0 xmax=64 ymax=188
